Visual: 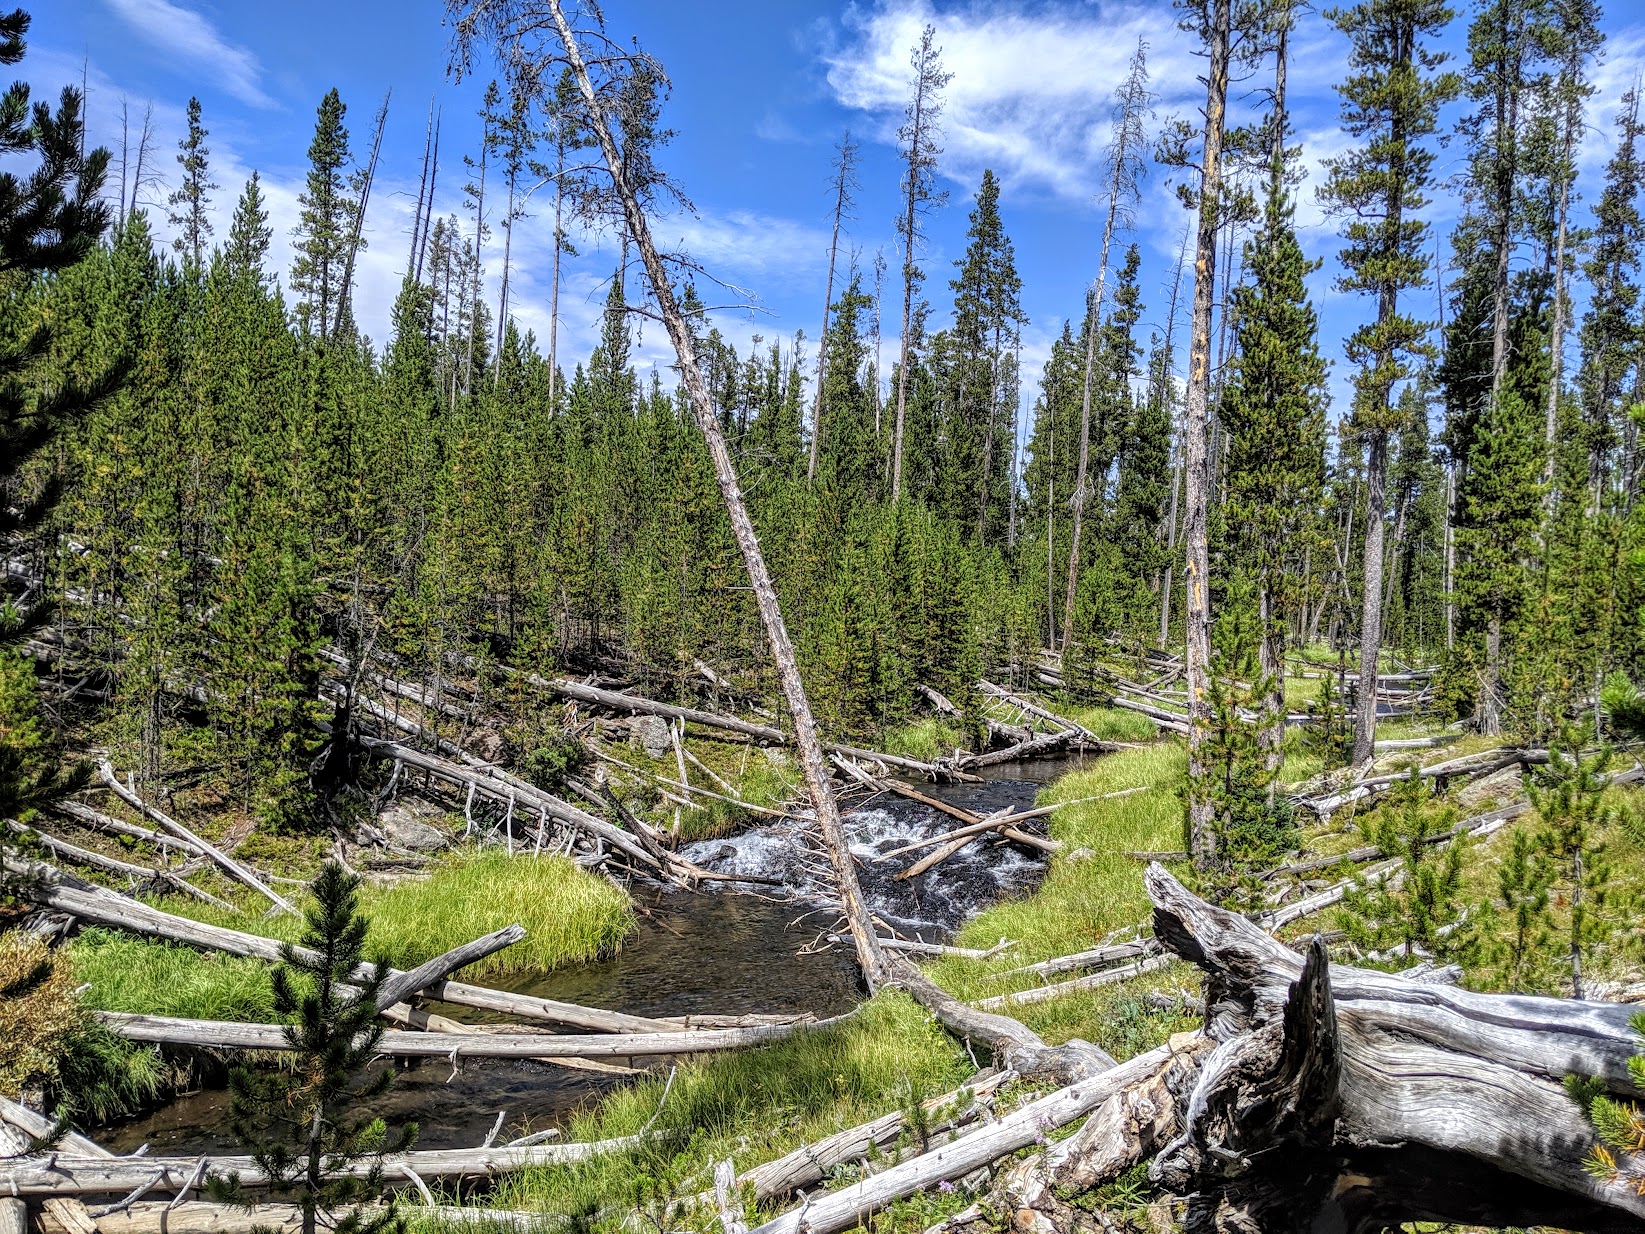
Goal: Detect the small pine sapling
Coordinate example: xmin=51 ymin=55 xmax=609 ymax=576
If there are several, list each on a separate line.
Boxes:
xmin=1530 ymin=733 xmax=1633 ymax=999
xmin=207 ymin=862 xmax=417 ymax=1234
xmin=1339 ymin=770 xmax=1471 ymax=963
xmin=1476 ymin=827 xmax=1557 ymax=993
xmin=1567 ymin=1013 xmax=1645 ymax=1196
xmin=1301 ymin=672 xmax=1352 ymax=770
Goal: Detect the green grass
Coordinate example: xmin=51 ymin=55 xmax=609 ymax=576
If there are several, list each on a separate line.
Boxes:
xmin=71 ymin=852 xmax=635 ymax=1020
xmin=483 ymin=992 xmax=972 ymax=1228
xmin=882 ymin=717 xmax=963 ymax=761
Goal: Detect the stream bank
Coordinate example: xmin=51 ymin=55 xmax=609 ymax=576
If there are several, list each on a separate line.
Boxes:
xmin=99 ymin=754 xmax=1104 ymax=1156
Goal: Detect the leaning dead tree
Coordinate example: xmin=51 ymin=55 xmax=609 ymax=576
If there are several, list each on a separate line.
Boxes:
xmin=444 ymin=1 xmax=1106 ymax=1082
xmin=447 ymin=0 xmax=886 ymax=984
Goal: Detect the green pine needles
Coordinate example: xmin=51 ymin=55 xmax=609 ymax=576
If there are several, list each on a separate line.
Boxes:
xmin=1339 ymin=769 xmax=1471 ymax=964
xmin=207 ymin=862 xmax=417 ymax=1234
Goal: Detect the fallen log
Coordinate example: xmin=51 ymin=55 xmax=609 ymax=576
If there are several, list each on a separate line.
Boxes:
xmin=971 ymin=954 xmax=1175 ymax=1010
xmin=2 ymin=1137 xmax=649 ymax=1197
xmin=1 ymin=820 xmax=230 ymax=909
xmin=988 ymin=937 xmax=1159 ymax=982
xmin=48 ymin=802 xmax=207 ymax=860
xmin=5 ymin=859 xmax=681 ymax=1033
xmin=1108 ymin=696 xmax=1192 ymax=735
xmin=750 ymin=1035 xmax=1205 ymax=1234
xmin=1145 ymin=862 xmax=1645 ymax=1231
xmin=520 ymin=671 xmax=787 ymax=744
xmin=881 ymin=789 xmax=1144 ymax=876
xmin=37 ymin=1201 xmax=547 ymax=1234
xmin=371 ymin=924 xmax=526 ymax=1011
xmin=959 ymin=728 xmax=1079 ymax=768
xmin=1298 ymin=747 xmax=1548 ymax=817
xmin=729 ymin=1069 xmax=1015 ymax=1202
xmin=95 ymin=761 xmax=296 ymax=915
xmin=0 ymin=1097 xmax=109 ymax=1159
xmin=893 ymin=808 xmax=1019 ymax=881
xmin=98 ymin=1010 xmax=855 ymax=1060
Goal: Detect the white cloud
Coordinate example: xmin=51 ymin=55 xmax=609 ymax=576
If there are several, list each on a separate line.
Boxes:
xmin=102 ymin=0 xmax=274 ymax=109
xmin=822 ymin=0 xmax=1198 ymax=203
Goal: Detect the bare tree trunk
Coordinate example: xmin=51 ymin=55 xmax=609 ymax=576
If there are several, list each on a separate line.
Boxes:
xmin=1184 ymin=0 xmax=1231 ymax=867
xmin=892 ymin=188 xmax=919 ymax=501
xmin=1007 ymin=331 xmax=1022 ymax=549
xmin=547 ymin=8 xmax=887 ymax=987
xmin=337 ymin=92 xmax=389 ymax=339
xmin=548 ymin=127 xmax=565 ymax=411
xmin=1353 ymin=430 xmax=1388 ymax=764
xmin=1443 ymin=462 xmax=1456 ymax=651
xmin=1544 ymin=89 xmax=1576 ymax=495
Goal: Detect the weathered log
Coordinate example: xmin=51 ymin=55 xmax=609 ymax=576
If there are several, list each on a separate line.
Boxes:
xmin=0 ymin=1097 xmax=109 ymax=1159
xmin=1298 ymin=747 xmax=1548 ymax=817
xmin=371 ymin=924 xmax=525 ymax=1011
xmin=1108 ymin=696 xmax=1192 ymax=735
xmin=872 ymin=779 xmax=981 ymax=827
xmin=892 ymin=807 xmax=1018 ymax=881
xmin=95 ymin=762 xmax=295 ymax=915
xmin=2 ymin=1138 xmax=648 ymax=1197
xmin=2 ymin=820 xmax=230 ymax=909
xmin=48 ymin=802 xmax=206 ymax=860
xmin=976 ymin=680 xmax=1116 ymax=748
xmin=36 ymin=1200 xmax=546 ymax=1234
xmin=971 ymin=954 xmax=1174 ymax=1011
xmin=749 ymin=1035 xmax=1201 ymax=1234
xmin=98 ymin=1009 xmax=854 ymax=1059
xmin=988 ymin=937 xmax=1159 ymax=982
xmin=1146 ymin=862 xmax=1645 ymax=1232
xmin=6 ymin=858 xmax=681 ymax=1033
xmin=731 ymin=1070 xmax=1014 ymax=1202
xmin=959 ymin=728 xmax=1079 ymax=768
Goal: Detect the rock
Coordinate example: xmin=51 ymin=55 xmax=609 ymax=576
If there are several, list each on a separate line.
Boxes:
xmin=759 ymin=746 xmax=792 ymax=770
xmin=633 ymin=715 xmax=672 ymax=759
xmin=1065 ymin=847 xmax=1096 ymax=865
xmin=466 ymin=727 xmax=509 ymax=764
xmin=1455 ymin=763 xmax=1522 ymax=811
xmin=377 ymin=798 xmax=451 ymax=852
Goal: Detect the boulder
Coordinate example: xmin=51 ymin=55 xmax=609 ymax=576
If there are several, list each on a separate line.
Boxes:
xmin=633 ymin=714 xmax=672 ymax=759
xmin=377 ymin=798 xmax=451 ymax=852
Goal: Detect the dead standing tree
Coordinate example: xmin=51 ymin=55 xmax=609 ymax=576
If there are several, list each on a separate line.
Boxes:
xmin=1060 ymin=38 xmax=1154 ymax=662
xmin=808 ymin=130 xmax=860 ymax=483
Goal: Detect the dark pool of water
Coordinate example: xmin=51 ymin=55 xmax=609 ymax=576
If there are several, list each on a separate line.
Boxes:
xmin=97 ymin=759 xmax=1075 ymax=1155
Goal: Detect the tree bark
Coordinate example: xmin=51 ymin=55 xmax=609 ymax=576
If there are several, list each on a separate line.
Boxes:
xmin=1351 ymin=429 xmax=1388 ymax=765
xmin=1183 ymin=0 xmax=1231 ymax=867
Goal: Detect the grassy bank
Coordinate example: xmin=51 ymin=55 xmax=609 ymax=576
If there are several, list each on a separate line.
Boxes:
xmin=70 ymin=852 xmax=634 ymax=1021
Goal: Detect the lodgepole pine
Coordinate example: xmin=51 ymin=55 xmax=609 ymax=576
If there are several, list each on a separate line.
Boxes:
xmin=808 ymin=131 xmax=859 ymax=483
xmin=1182 ymin=0 xmax=1232 ymax=868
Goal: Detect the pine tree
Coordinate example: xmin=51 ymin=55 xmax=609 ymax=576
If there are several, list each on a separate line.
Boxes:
xmin=1318 ymin=0 xmax=1459 ymax=765
xmin=1219 ymin=38 xmax=1328 ymax=770
xmin=1577 ymin=89 xmax=1643 ymax=509
xmin=223 ymin=173 xmax=272 ymax=284
xmin=207 ymin=863 xmax=417 ymax=1234
xmin=166 ymin=96 xmax=217 ymax=272
xmin=291 ymin=89 xmax=359 ymax=342
xmin=890 ymin=25 xmax=950 ymax=502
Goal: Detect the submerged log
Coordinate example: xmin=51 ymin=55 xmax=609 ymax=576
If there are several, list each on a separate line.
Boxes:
xmin=1145 ymin=862 xmax=1645 ymax=1232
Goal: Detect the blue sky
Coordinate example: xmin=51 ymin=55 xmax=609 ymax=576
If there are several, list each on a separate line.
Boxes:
xmin=30 ymin=0 xmax=1645 ymax=432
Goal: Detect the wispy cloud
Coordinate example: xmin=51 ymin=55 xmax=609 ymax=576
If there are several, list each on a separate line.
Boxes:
xmin=102 ymin=0 xmax=274 ymax=109
xmin=822 ymin=0 xmax=1195 ymax=203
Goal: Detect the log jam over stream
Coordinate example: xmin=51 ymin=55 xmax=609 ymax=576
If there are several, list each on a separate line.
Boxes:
xmin=99 ymin=756 xmax=1093 ymax=1157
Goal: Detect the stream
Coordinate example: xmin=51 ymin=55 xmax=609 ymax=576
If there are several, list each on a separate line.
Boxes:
xmin=99 ymin=754 xmax=1098 ymax=1155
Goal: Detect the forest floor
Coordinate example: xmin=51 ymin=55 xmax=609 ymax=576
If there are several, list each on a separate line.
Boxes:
xmin=29 ymin=669 xmax=1645 ymax=1233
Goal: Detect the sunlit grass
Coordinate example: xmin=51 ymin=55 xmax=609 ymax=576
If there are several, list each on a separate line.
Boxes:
xmin=70 ymin=852 xmax=634 ymax=1019
xmin=882 ymin=717 xmax=963 ymax=762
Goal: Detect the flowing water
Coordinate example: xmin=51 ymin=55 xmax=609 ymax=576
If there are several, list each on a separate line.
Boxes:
xmin=99 ymin=755 xmax=1098 ymax=1155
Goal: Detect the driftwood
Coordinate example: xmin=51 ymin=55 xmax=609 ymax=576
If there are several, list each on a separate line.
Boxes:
xmin=1145 ymin=862 xmax=1645 ymax=1232
xmin=0 ymin=1097 xmax=108 ymax=1159
xmin=96 ymin=761 xmax=296 ymax=915
xmin=1108 ymin=695 xmax=1193 ymax=735
xmin=98 ymin=1010 xmax=854 ymax=1060
xmin=959 ymin=728 xmax=1079 ymax=768
xmin=48 ymin=802 xmax=207 ymax=860
xmin=987 ymin=937 xmax=1161 ymax=983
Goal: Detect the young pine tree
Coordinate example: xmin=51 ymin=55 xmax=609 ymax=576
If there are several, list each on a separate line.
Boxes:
xmin=291 ymin=89 xmax=360 ymax=342
xmin=208 ymin=863 xmax=417 ymax=1234
xmin=1340 ymin=769 xmax=1471 ymax=963
xmin=165 ymin=96 xmax=217 ymax=272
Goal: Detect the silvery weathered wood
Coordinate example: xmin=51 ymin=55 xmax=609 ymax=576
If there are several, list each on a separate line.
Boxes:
xmin=1146 ymin=863 xmax=1645 ymax=1232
